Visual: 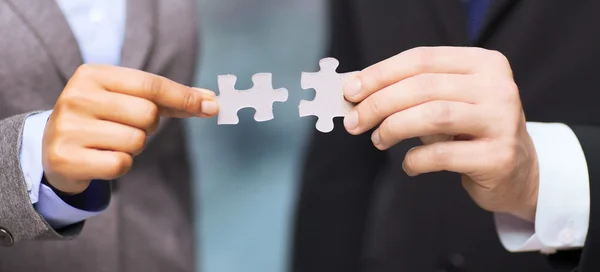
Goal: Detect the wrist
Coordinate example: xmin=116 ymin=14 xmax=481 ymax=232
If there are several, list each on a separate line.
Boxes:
xmin=511 ymin=183 xmax=538 ymax=223
xmin=510 ymin=143 xmax=540 ymax=222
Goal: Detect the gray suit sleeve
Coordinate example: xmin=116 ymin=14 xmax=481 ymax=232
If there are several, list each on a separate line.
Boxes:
xmin=0 ymin=113 xmax=83 ymax=244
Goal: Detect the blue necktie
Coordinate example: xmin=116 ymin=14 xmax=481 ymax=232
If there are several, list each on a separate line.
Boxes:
xmin=465 ymin=0 xmax=492 ymax=41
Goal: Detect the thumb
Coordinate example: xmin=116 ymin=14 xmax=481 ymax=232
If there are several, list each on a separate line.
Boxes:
xmin=159 ymin=88 xmax=219 ymax=118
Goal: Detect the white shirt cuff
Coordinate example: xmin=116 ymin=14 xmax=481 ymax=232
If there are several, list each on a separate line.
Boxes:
xmin=20 ymin=110 xmax=53 ymax=203
xmin=495 ymin=122 xmax=590 ymax=254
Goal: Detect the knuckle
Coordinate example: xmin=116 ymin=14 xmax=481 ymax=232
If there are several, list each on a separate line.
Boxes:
xmin=485 ymin=50 xmax=514 ymax=76
xmin=494 ymin=79 xmax=517 ymax=92
xmin=45 ymin=145 xmax=71 ymax=174
xmin=142 ymin=74 xmax=163 ymax=99
xmin=429 ymin=144 xmax=450 ymax=166
xmin=508 ymin=115 xmax=523 ymax=137
xmin=60 ymin=91 xmax=91 ymax=110
xmin=371 ymin=65 xmax=387 ymax=83
xmin=500 ymin=80 xmax=520 ymax=100
xmin=106 ymin=154 xmax=133 ymax=178
xmin=367 ymin=95 xmax=384 ymax=117
xmin=182 ymin=91 xmax=201 ymax=113
xmin=53 ymin=117 xmax=77 ymax=136
xmin=46 ymin=148 xmax=64 ymax=168
xmin=140 ymin=102 xmax=159 ymax=127
xmin=73 ymin=64 xmax=98 ymax=79
xmin=493 ymin=81 xmax=522 ymax=123
xmin=129 ymin=129 xmax=147 ymax=154
xmin=426 ymin=101 xmax=454 ymax=126
xmin=362 ymin=64 xmax=387 ymax=89
xmin=413 ymin=73 xmax=434 ymax=90
xmin=411 ymin=74 xmax=435 ymax=101
xmin=487 ymin=50 xmax=510 ymax=65
xmin=413 ymin=47 xmax=434 ymax=71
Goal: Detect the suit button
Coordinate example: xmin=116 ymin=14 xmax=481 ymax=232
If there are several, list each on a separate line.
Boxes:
xmin=439 ymin=253 xmax=465 ymax=272
xmin=0 ymin=228 xmax=14 ymax=247
xmin=450 ymin=253 xmax=465 ymax=267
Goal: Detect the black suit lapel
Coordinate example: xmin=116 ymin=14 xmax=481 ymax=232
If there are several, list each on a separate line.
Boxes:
xmin=426 ymin=0 xmax=469 ymax=45
xmin=425 ymin=0 xmax=520 ymax=46
xmin=3 ymin=0 xmax=83 ymax=82
xmin=473 ymin=0 xmax=520 ymax=45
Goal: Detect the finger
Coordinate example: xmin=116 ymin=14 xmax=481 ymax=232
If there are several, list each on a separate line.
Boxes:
xmin=83 ymin=91 xmax=160 ymax=134
xmin=80 ymin=120 xmax=147 ymax=156
xmin=57 ymin=148 xmax=133 ymax=182
xmin=343 ymin=46 xmax=509 ymax=102
xmin=344 ymin=73 xmax=482 ymax=134
xmin=372 ymin=101 xmax=487 ymax=150
xmin=159 ymin=88 xmax=219 ymax=118
xmin=73 ymin=64 xmax=218 ymax=117
xmin=402 ymin=140 xmax=488 ymax=176
xmin=158 ymin=99 xmax=218 ymax=118
xmin=420 ymin=134 xmax=455 ymax=145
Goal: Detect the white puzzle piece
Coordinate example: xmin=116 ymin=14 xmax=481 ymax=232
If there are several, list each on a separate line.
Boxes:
xmin=216 ymin=73 xmax=288 ymax=125
xmin=299 ymin=57 xmax=358 ymax=133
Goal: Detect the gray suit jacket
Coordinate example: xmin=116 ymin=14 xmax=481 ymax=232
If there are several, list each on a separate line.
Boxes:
xmin=0 ymin=0 xmax=198 ymax=271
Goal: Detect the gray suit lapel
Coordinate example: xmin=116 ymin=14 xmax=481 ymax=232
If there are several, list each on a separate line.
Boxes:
xmin=120 ymin=0 xmax=156 ymax=70
xmin=3 ymin=0 xmax=83 ymax=81
xmin=4 ymin=0 xmax=156 ymax=79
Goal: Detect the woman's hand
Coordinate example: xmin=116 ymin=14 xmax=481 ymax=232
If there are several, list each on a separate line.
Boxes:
xmin=42 ymin=64 xmax=218 ymax=194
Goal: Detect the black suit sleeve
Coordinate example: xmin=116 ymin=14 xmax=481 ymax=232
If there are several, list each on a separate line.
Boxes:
xmin=290 ymin=0 xmax=387 ymax=271
xmin=545 ymin=125 xmax=600 ymax=272
xmin=40 ymin=176 xmax=111 ymax=213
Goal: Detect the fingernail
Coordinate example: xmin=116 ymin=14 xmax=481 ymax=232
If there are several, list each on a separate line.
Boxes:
xmin=194 ymin=87 xmax=216 ymax=97
xmin=371 ymin=129 xmax=381 ymax=146
xmin=402 ymin=161 xmax=411 ymax=176
xmin=201 ymin=100 xmax=218 ymax=115
xmin=344 ymin=76 xmax=362 ymax=98
xmin=344 ymin=110 xmax=359 ymax=131
xmin=403 ymin=147 xmax=417 ymax=176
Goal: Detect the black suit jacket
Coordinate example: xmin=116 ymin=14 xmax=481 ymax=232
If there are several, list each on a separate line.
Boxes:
xmin=292 ymin=1 xmax=600 ymax=271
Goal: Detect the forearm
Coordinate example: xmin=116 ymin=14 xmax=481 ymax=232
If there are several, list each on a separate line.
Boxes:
xmin=0 ymin=113 xmax=79 ymax=244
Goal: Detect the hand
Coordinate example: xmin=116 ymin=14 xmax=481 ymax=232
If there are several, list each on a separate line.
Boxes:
xmin=342 ymin=47 xmax=539 ymax=222
xmin=42 ymin=64 xmax=218 ymax=194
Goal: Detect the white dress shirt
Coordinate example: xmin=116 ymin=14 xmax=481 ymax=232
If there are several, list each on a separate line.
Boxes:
xmin=495 ymin=123 xmax=590 ymax=253
xmin=19 ymin=0 xmax=126 ymax=229
xmin=17 ymin=0 xmax=591 ymax=254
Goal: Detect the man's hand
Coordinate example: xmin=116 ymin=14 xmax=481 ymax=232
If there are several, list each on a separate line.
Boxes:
xmin=342 ymin=46 xmax=539 ymax=222
xmin=42 ymin=64 xmax=218 ymax=194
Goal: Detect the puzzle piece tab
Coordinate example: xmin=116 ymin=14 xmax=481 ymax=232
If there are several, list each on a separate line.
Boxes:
xmin=299 ymin=57 xmax=357 ymax=133
xmin=216 ymin=73 xmax=288 ymax=125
